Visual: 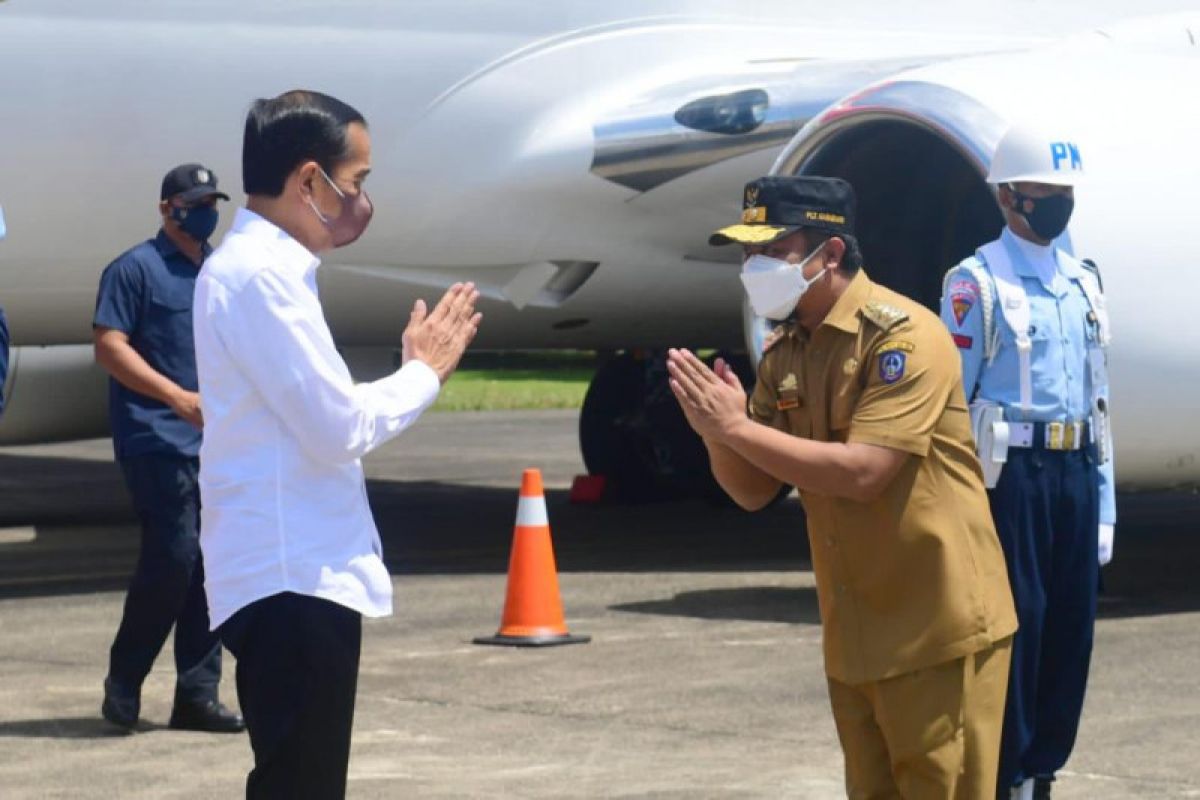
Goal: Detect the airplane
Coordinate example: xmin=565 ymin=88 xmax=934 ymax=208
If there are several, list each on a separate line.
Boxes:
xmin=1 ymin=0 xmax=1199 ymax=501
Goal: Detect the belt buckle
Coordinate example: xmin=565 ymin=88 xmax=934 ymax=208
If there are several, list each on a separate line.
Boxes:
xmin=1047 ymin=421 xmax=1065 ymax=450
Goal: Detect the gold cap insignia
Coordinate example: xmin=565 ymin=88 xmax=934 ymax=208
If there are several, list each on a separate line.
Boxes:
xmin=744 ymin=186 xmax=759 ymax=209
xmin=804 ymin=210 xmax=845 ymax=225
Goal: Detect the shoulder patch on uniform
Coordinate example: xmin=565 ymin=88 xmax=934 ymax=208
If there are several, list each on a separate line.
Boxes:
xmin=948 ymin=277 xmax=978 ymax=327
xmin=761 ymin=324 xmax=790 ymax=354
xmin=862 ymin=301 xmax=909 ymax=331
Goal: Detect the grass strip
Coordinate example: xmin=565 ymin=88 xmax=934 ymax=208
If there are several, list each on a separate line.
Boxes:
xmin=432 ymin=351 xmax=597 ymax=412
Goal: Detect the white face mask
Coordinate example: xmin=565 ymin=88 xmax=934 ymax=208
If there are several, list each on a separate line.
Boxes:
xmin=740 ymin=242 xmax=828 ymax=320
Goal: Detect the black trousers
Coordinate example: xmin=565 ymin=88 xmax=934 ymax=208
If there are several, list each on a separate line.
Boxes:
xmin=988 ymin=446 xmax=1099 ymax=790
xmin=108 ymin=454 xmax=221 ymax=703
xmin=219 ymin=592 xmax=362 ymax=800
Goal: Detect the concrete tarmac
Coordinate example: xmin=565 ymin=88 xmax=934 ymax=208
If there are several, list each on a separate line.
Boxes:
xmin=0 ymin=410 xmax=1197 ymax=798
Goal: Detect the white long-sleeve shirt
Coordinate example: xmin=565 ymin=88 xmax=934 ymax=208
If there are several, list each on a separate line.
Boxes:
xmin=193 ymin=207 xmax=440 ymax=628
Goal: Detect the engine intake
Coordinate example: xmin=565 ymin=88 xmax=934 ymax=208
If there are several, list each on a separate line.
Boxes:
xmin=744 ymin=80 xmax=1007 ymax=357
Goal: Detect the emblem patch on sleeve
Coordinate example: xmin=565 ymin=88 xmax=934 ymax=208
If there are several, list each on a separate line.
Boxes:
xmin=879 ymin=350 xmax=907 ymax=384
xmin=949 ymin=279 xmax=978 ymax=327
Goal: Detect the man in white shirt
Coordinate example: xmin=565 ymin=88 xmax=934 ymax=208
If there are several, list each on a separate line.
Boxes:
xmin=194 ymin=89 xmax=481 ymax=799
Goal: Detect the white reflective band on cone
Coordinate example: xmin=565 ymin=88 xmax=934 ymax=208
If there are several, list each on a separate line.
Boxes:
xmin=515 ymin=496 xmax=549 ymax=527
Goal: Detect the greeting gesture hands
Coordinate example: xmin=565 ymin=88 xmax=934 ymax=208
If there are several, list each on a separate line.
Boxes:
xmin=402 ymin=282 xmax=483 ymax=384
xmin=666 ymin=348 xmax=747 ymax=442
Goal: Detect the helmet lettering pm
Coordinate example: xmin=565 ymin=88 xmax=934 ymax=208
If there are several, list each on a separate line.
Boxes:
xmin=985 ymin=125 xmax=1085 ymax=186
xmin=1050 ymin=141 xmax=1082 ymax=172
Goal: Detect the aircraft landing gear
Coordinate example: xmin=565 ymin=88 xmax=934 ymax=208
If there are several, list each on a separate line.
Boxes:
xmin=578 ymin=350 xmax=754 ymax=504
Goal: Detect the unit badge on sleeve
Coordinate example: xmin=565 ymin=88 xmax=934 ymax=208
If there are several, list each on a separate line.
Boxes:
xmin=949 ymin=278 xmax=978 ymax=327
xmin=876 ymin=341 xmax=914 ymax=385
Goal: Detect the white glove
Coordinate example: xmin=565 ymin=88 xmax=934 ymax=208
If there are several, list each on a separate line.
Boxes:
xmin=1098 ymin=523 xmax=1114 ymax=566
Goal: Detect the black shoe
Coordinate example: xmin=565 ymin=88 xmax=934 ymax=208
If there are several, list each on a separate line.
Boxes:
xmin=168 ymin=699 xmax=245 ymax=733
xmin=1033 ymin=776 xmax=1053 ymax=800
xmin=101 ymin=677 xmax=139 ymax=731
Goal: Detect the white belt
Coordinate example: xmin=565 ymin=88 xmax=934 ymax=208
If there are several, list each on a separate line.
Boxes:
xmin=1008 ymin=420 xmax=1088 ymax=451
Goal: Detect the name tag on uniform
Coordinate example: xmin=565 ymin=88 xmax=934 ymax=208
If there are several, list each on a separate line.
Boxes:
xmin=776 ymin=373 xmax=800 ymax=409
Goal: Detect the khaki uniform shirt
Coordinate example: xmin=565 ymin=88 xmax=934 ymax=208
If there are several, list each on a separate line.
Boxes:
xmin=749 ymin=270 xmax=1017 ymax=684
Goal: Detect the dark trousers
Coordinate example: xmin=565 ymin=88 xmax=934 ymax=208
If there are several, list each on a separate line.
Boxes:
xmin=988 ymin=446 xmax=1099 ymax=790
xmin=219 ymin=592 xmax=362 ymax=800
xmin=108 ymin=454 xmax=221 ymax=703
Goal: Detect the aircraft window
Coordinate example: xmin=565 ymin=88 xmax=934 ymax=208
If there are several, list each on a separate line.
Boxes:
xmin=674 ymin=89 xmax=769 ymax=135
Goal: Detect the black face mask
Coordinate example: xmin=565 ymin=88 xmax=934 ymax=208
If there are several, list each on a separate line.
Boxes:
xmin=171 ymin=203 xmax=219 ymax=242
xmin=1010 ymin=188 xmax=1074 ymax=241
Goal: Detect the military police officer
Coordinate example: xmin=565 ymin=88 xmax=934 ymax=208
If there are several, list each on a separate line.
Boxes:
xmin=669 ymin=176 xmax=1017 ymax=799
xmin=940 ymin=126 xmax=1115 ymax=800
xmin=94 ymin=164 xmax=243 ymax=733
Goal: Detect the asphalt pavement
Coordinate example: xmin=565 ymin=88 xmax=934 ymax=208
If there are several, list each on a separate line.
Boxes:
xmin=0 ymin=410 xmax=1197 ymax=798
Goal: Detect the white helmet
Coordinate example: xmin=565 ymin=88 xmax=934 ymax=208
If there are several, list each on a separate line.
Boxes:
xmin=986 ymin=124 xmax=1085 ymax=186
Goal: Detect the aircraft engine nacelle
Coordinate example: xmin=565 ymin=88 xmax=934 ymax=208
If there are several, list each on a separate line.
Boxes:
xmin=752 ymin=31 xmax=1200 ymax=488
xmin=0 ymin=346 xmax=109 ymax=445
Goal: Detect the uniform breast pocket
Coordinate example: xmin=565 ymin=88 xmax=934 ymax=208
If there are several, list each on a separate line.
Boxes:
xmin=145 ymin=287 xmax=195 ymax=349
xmin=149 ymin=286 xmax=193 ymax=314
xmin=1001 ymin=317 xmax=1053 ymax=355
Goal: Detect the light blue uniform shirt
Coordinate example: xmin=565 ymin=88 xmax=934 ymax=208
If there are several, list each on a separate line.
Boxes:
xmin=941 ymin=227 xmax=1115 ymax=525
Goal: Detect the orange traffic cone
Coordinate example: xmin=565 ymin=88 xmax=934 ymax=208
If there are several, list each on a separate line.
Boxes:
xmin=474 ymin=469 xmax=590 ymax=647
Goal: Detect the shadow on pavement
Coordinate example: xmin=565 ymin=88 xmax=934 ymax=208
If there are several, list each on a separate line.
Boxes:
xmin=612 ymin=586 xmax=822 ymax=625
xmin=371 ymin=480 xmax=811 ymax=576
xmin=0 ymin=716 xmax=163 ymax=739
xmin=1094 ymin=490 xmax=1200 ymax=619
xmin=0 ymin=453 xmax=131 ymax=527
xmin=3 ymin=450 xmax=1200 ymax=623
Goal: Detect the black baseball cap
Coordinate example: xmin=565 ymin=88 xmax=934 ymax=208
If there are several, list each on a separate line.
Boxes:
xmin=160 ymin=163 xmax=230 ymax=204
xmin=709 ymin=176 xmax=856 ymax=246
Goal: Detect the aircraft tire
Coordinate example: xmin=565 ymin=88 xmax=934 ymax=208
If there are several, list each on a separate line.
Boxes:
xmin=579 ymin=350 xmax=777 ymax=506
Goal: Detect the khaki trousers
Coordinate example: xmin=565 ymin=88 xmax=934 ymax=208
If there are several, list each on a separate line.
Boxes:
xmin=827 ymin=636 xmax=1013 ymax=800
